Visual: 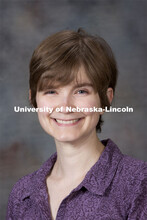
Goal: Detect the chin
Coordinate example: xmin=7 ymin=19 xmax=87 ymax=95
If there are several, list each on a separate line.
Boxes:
xmin=55 ymin=135 xmax=79 ymax=143
xmin=53 ymin=132 xmax=82 ymax=143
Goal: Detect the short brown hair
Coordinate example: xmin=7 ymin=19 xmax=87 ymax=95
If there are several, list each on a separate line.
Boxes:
xmin=29 ymin=28 xmax=118 ymax=132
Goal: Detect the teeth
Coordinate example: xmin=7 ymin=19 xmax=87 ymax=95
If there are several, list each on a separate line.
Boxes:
xmin=56 ymin=119 xmax=79 ymax=124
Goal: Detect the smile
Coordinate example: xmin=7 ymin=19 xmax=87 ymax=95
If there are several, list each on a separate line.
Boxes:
xmin=53 ymin=118 xmax=82 ymax=126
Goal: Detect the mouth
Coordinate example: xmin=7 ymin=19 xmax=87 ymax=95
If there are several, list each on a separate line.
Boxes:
xmin=52 ymin=118 xmax=83 ymax=126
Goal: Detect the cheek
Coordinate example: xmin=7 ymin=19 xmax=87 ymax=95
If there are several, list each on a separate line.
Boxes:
xmin=77 ymin=100 xmax=98 ymax=107
xmin=85 ymin=112 xmax=100 ymax=121
xmin=37 ymin=112 xmax=48 ymax=124
xmin=36 ymin=98 xmax=52 ymax=119
xmin=76 ymin=98 xmax=101 ymax=116
xmin=36 ymin=96 xmax=55 ymax=109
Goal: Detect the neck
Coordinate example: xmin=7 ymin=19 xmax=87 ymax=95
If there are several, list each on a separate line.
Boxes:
xmin=52 ymin=131 xmax=104 ymax=180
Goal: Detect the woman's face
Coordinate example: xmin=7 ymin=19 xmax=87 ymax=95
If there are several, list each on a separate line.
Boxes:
xmin=36 ymin=66 xmax=103 ymax=143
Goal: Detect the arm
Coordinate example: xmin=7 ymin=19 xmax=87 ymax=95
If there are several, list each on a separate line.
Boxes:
xmin=128 ymin=164 xmax=147 ymax=219
xmin=6 ymin=188 xmax=15 ymax=220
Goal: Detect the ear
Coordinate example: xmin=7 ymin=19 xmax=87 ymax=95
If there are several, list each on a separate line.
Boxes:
xmin=29 ymin=89 xmax=31 ymax=102
xmin=107 ymin=87 xmax=113 ymax=105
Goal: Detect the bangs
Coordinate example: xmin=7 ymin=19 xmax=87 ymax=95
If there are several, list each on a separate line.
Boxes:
xmin=37 ymin=60 xmax=96 ymax=92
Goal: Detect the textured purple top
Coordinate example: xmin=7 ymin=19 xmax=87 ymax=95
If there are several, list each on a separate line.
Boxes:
xmin=7 ymin=139 xmax=147 ymax=220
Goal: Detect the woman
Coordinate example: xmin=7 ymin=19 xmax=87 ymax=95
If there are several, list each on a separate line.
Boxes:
xmin=7 ymin=29 xmax=147 ymax=219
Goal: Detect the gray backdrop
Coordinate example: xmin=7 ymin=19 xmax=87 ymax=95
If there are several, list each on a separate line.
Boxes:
xmin=0 ymin=0 xmax=147 ymax=219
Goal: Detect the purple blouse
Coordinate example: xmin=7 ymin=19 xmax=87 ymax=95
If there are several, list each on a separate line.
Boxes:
xmin=7 ymin=139 xmax=147 ymax=220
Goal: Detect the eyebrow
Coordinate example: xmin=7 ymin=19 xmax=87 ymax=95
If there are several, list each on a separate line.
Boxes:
xmin=42 ymin=83 xmax=93 ymax=91
xmin=73 ymin=83 xmax=93 ymax=89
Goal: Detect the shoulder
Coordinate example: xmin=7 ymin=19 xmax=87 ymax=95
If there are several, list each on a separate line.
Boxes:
xmin=107 ymin=144 xmax=147 ymax=218
xmin=6 ymin=153 xmax=57 ymax=219
xmin=8 ymin=170 xmax=38 ymax=203
xmin=116 ymin=154 xmax=147 ymax=206
xmin=103 ymin=138 xmax=147 ymax=183
xmin=118 ymin=156 xmax=147 ymax=218
xmin=6 ymin=170 xmax=38 ymax=219
xmin=105 ymin=139 xmax=147 ymax=201
xmin=8 ymin=152 xmax=57 ymax=202
xmin=119 ymin=154 xmax=147 ymax=181
xmin=115 ymin=152 xmax=147 ymax=192
xmin=105 ymin=139 xmax=147 ymax=180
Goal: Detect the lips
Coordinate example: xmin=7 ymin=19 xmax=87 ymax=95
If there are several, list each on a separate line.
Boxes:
xmin=56 ymin=119 xmax=80 ymax=124
xmin=53 ymin=118 xmax=82 ymax=126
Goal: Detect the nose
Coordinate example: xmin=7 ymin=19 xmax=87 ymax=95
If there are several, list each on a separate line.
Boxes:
xmin=58 ymin=94 xmax=75 ymax=113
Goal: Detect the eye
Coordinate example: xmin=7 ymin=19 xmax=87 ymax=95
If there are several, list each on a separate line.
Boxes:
xmin=77 ymin=89 xmax=88 ymax=94
xmin=44 ymin=90 xmax=56 ymax=95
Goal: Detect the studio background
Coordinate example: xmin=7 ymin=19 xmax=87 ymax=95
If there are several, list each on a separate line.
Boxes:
xmin=0 ymin=0 xmax=147 ymax=219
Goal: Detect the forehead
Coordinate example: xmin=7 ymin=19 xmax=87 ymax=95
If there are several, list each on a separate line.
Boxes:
xmin=75 ymin=66 xmax=91 ymax=82
xmin=37 ymin=65 xmax=95 ymax=91
xmin=54 ymin=67 xmax=93 ymax=88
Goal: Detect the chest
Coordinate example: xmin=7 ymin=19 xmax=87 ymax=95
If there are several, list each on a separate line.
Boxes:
xmin=46 ymin=177 xmax=83 ymax=220
xmin=15 ymin=185 xmax=128 ymax=220
xmin=44 ymin=186 xmax=125 ymax=220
